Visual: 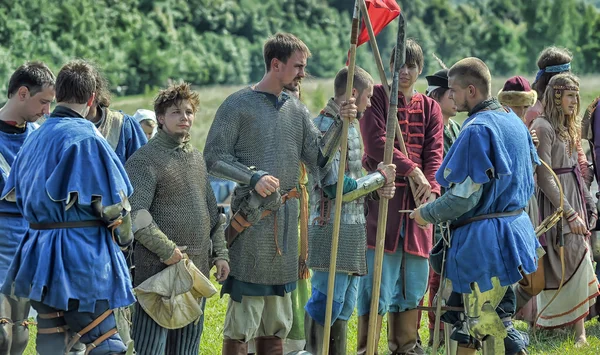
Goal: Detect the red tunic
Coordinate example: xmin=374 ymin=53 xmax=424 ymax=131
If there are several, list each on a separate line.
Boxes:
xmin=360 ymin=85 xmax=444 ymax=257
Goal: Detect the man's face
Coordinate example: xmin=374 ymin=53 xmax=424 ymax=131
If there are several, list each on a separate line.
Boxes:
xmin=355 ymin=84 xmax=374 ymax=116
xmin=448 ymin=76 xmax=470 ymax=113
xmin=283 ymin=84 xmax=300 ymax=99
xmin=398 ymin=62 xmax=421 ymax=90
xmin=20 ymin=85 xmax=54 ymax=122
xmin=158 ymin=100 xmax=195 ymax=137
xmin=438 ymin=89 xmax=457 ymax=118
xmin=276 ymin=50 xmax=307 ymax=91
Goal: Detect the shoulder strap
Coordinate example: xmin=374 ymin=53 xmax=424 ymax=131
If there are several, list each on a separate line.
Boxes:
xmin=98 ymin=110 xmax=124 ymax=151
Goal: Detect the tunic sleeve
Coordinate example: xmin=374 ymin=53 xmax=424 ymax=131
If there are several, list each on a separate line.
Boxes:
xmin=532 ymin=119 xmax=575 ymax=214
xmin=422 ymin=100 xmax=444 ymax=195
xmin=123 ymin=114 xmax=148 ymax=160
xmin=45 ymin=136 xmax=132 ymax=207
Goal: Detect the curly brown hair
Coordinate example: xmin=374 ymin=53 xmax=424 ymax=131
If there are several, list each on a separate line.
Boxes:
xmin=153 ymin=83 xmax=200 ymax=127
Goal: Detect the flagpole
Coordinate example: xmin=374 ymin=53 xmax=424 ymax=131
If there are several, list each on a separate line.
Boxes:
xmin=321 ymin=1 xmax=360 ymax=354
xmin=359 ymin=3 xmax=406 ymax=354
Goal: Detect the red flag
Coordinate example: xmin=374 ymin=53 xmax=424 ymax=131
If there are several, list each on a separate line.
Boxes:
xmin=357 ymin=0 xmax=401 ymax=47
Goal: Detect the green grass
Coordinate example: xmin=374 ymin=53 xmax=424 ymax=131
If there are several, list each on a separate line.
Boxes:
xmin=23 ymin=76 xmax=600 ymax=354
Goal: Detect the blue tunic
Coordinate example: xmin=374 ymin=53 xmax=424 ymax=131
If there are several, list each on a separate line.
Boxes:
xmin=437 ymin=109 xmax=541 ymax=294
xmin=0 ymin=114 xmax=135 ymax=312
xmin=96 ymin=111 xmax=147 ymax=165
xmin=0 ymin=123 xmax=36 ymax=289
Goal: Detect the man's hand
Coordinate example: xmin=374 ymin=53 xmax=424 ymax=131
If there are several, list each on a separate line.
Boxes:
xmin=377 ymin=162 xmax=397 ymax=185
xmin=340 ymin=98 xmax=358 ymax=121
xmin=255 ymin=175 xmax=280 ymax=198
xmin=409 ymin=206 xmax=431 ymax=230
xmin=163 ymin=247 xmax=183 ymax=265
xmin=409 ymin=167 xmax=432 ymax=203
xmin=377 ymin=182 xmax=396 ymax=200
xmin=214 ymin=260 xmax=230 ymax=282
xmin=530 ymin=129 xmax=539 ymax=148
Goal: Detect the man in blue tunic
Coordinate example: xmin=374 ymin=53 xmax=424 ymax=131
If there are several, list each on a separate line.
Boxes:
xmin=0 ymin=62 xmax=55 ymax=355
xmin=1 ymin=60 xmax=135 ymax=355
xmin=411 ymin=58 xmax=539 ymax=355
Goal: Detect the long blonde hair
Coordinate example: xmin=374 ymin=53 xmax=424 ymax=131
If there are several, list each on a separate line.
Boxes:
xmin=541 ymin=73 xmax=580 ymax=153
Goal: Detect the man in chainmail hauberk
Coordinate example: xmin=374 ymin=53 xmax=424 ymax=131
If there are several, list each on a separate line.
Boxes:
xmin=204 ymin=32 xmax=356 ymax=355
xmin=303 ymin=66 xmax=396 ymax=355
xmin=125 ymin=83 xmax=230 ymax=355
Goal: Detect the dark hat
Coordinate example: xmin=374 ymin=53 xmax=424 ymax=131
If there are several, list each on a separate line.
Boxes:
xmin=498 ymin=76 xmax=537 ymax=107
xmin=425 ymin=69 xmax=449 ymax=88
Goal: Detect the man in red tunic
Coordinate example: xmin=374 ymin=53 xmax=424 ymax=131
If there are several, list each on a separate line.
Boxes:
xmin=357 ymin=39 xmax=444 ymax=354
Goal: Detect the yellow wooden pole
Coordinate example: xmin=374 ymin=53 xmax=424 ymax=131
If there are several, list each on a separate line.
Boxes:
xmin=321 ymin=1 xmax=360 ymax=354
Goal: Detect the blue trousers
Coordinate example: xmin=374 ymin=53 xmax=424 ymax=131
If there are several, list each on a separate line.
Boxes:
xmin=132 ymin=301 xmax=205 ymax=355
xmin=305 ymin=271 xmax=358 ymax=326
xmin=357 ymin=247 xmax=429 ymax=316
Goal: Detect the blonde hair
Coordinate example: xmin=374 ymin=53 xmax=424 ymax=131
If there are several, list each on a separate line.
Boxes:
xmin=541 ymin=73 xmax=580 ymax=153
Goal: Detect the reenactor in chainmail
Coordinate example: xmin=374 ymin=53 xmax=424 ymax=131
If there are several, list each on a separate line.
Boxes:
xmin=125 ymin=83 xmax=230 ymax=355
xmin=303 ymin=66 xmax=396 ymax=355
xmin=204 ymin=33 xmax=356 ymax=355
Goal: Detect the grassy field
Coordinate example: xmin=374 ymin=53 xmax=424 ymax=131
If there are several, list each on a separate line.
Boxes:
xmin=22 ymin=76 xmax=600 ymax=354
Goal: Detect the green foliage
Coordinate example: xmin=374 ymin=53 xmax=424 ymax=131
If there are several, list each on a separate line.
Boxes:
xmin=0 ymin=0 xmax=600 ymax=98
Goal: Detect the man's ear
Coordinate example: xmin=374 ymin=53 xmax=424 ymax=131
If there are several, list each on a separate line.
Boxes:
xmin=271 ymin=58 xmax=281 ymax=72
xmin=17 ymin=86 xmax=29 ymax=101
xmin=468 ymin=85 xmax=476 ymax=98
xmin=86 ymin=92 xmax=96 ymax=107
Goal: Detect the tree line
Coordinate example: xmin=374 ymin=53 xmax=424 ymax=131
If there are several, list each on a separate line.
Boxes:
xmin=0 ymin=0 xmax=598 ymax=98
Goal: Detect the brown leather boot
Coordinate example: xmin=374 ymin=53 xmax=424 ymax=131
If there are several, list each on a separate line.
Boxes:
xmin=387 ymin=310 xmax=419 ymax=354
xmin=255 ymin=336 xmax=283 ymax=355
xmin=357 ymin=313 xmax=383 ymax=355
xmin=222 ymin=338 xmax=248 ymax=355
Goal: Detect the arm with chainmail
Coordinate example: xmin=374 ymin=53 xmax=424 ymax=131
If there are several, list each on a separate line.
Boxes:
xmin=205 ymin=175 xmax=229 ymax=264
xmin=300 ymin=107 xmax=344 ymax=175
xmin=419 ymin=178 xmax=483 ymax=224
xmin=125 ymin=156 xmax=177 ymax=262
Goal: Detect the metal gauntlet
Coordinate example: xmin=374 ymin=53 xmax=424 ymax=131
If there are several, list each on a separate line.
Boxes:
xmin=91 ymin=191 xmax=134 ymax=248
xmin=341 ymin=171 xmax=386 ymax=202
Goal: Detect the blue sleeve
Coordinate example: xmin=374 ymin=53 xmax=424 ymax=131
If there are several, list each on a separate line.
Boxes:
xmin=123 ymin=114 xmax=148 ymax=161
xmin=322 ymin=176 xmax=358 ymax=199
xmin=436 ymin=124 xmax=512 ymax=188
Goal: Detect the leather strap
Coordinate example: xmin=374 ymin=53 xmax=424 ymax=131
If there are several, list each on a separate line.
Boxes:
xmin=226 ymin=188 xmax=299 ymax=247
xmin=0 ymin=212 xmax=22 ymax=218
xmin=37 ymin=325 xmax=69 ymax=334
xmin=451 ymin=209 xmax=524 ymax=230
xmin=65 ymin=309 xmax=113 ymax=353
xmin=30 ymin=220 xmax=105 ymax=230
xmin=84 ymin=328 xmax=119 ymax=355
xmin=38 ymin=311 xmax=65 ymax=319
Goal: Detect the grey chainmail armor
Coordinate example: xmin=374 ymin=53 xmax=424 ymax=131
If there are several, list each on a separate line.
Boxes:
xmin=204 ymin=87 xmax=342 ymax=286
xmin=308 ymin=99 xmax=384 ymax=275
xmin=125 ymin=130 xmax=228 ymax=286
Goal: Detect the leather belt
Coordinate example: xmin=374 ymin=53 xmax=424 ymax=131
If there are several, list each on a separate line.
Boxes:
xmin=30 ymin=220 xmax=105 ymax=230
xmin=225 ymin=188 xmax=300 ymax=247
xmin=451 ymin=209 xmax=524 ymax=230
xmin=0 ymin=212 xmax=22 ymax=218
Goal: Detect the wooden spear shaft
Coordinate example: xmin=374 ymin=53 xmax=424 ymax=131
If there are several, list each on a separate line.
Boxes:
xmin=321 ymin=1 xmax=360 ymax=354
xmin=358 ymin=0 xmax=420 ymax=208
xmin=362 ymin=9 xmax=406 ymax=355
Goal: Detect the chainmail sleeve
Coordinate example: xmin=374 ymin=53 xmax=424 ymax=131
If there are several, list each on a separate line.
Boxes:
xmin=125 ymin=154 xmax=176 ymax=261
xmin=206 ymin=177 xmax=229 ymax=264
xmin=204 ymin=99 xmax=258 ymax=186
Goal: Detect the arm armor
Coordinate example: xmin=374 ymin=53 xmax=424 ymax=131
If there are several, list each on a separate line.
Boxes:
xmin=91 ymin=191 xmax=134 ymax=248
xmin=421 ymin=178 xmax=483 ymax=224
xmin=317 ymin=118 xmax=344 ymax=168
xmin=341 ymin=171 xmax=386 ymax=203
xmin=130 ymin=209 xmax=176 ymax=261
